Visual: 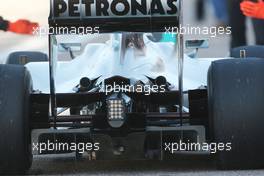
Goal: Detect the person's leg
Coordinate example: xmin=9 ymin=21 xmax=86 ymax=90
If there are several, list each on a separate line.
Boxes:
xmin=252 ymin=19 xmax=264 ymax=45
xmin=196 ymin=0 xmax=205 ymax=21
xmin=228 ymin=0 xmax=247 ymax=48
xmin=211 ymin=0 xmax=229 ymax=24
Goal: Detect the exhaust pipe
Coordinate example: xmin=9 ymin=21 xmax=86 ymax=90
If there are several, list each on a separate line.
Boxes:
xmin=155 ymin=76 xmax=167 ymax=86
xmin=79 ymin=77 xmax=91 ymax=92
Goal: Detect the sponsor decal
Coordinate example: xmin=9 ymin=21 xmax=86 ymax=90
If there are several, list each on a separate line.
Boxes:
xmin=51 ymin=0 xmax=179 ymax=18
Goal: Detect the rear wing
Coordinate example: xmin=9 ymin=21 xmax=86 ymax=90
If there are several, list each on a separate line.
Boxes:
xmin=49 ymin=0 xmax=180 ymax=33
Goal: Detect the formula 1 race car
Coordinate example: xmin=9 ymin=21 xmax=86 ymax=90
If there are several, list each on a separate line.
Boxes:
xmin=1 ymin=0 xmax=264 ymax=174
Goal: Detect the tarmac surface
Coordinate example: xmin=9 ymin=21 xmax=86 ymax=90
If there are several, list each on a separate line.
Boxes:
xmin=29 ymin=154 xmax=264 ymax=176
xmin=1 ymin=0 xmax=263 ymax=175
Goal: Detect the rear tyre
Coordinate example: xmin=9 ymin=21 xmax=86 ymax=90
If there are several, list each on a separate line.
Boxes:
xmin=231 ymin=45 xmax=264 ymax=58
xmin=0 ymin=65 xmax=33 ymax=174
xmin=6 ymin=51 xmax=48 ymax=65
xmin=208 ymin=58 xmax=264 ymax=169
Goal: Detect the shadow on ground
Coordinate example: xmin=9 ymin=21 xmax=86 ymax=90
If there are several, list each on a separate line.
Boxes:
xmin=30 ymin=154 xmax=217 ymax=175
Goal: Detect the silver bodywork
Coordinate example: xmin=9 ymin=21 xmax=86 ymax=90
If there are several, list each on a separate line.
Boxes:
xmin=27 ymin=0 xmax=227 ymax=94
xmin=26 ymin=34 xmax=225 ymax=93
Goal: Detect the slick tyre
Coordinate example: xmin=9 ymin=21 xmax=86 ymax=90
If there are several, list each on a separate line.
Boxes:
xmin=6 ymin=51 xmax=48 ymax=65
xmin=231 ymin=45 xmax=264 ymax=58
xmin=0 ymin=65 xmax=33 ymax=174
xmin=208 ymin=58 xmax=264 ymax=169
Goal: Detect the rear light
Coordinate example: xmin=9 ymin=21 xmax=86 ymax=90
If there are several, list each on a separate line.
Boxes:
xmin=107 ymin=99 xmax=126 ymax=128
xmin=107 ymin=99 xmax=125 ymax=120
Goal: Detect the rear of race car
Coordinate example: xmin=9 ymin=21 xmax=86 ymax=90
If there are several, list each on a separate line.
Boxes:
xmin=1 ymin=0 xmax=264 ymax=174
xmin=31 ymin=0 xmax=209 ymax=161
